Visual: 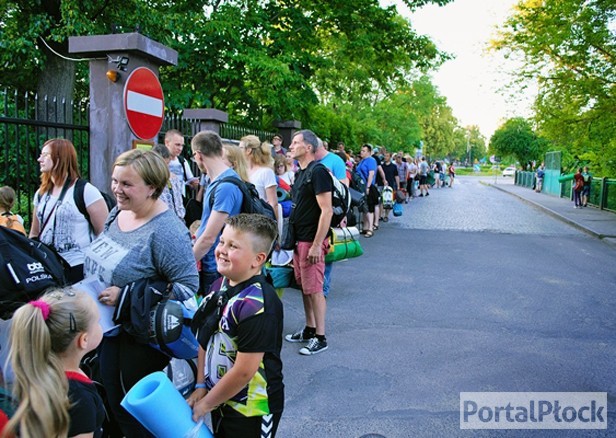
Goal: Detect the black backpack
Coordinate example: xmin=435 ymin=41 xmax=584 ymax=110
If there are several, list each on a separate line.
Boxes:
xmin=350 ymin=170 xmax=366 ymax=194
xmin=0 ymin=227 xmax=68 ymax=319
xmin=305 ymin=163 xmax=351 ymax=228
xmin=208 ymin=177 xmax=276 ymax=221
xmin=73 ymin=178 xmax=116 ymax=230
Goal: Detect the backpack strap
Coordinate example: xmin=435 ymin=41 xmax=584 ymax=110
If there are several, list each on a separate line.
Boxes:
xmin=178 ymin=155 xmax=189 ymax=184
xmin=208 ymin=176 xmax=244 ymax=211
xmin=73 ymin=178 xmax=90 ymax=225
xmin=39 ymin=177 xmax=73 ymax=237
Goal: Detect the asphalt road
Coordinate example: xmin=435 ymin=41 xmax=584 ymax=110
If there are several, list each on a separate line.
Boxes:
xmin=277 ymin=176 xmax=616 ymax=438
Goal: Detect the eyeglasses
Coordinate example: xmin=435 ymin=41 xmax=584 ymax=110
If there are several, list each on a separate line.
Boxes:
xmin=39 ymin=151 xmax=51 ymax=159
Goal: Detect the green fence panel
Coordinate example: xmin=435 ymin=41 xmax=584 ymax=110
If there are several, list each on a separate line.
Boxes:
xmin=605 ymin=180 xmax=616 ymax=212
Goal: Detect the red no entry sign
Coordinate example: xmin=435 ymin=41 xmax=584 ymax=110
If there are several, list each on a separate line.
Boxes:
xmin=124 ymin=67 xmax=164 ymax=140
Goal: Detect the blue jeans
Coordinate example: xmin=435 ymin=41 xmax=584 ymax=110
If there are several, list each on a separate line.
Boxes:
xmin=323 ymin=262 xmax=333 ymax=298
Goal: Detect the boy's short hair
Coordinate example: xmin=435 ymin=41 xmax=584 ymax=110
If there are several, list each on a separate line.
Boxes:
xmin=225 ymin=213 xmax=278 ymax=256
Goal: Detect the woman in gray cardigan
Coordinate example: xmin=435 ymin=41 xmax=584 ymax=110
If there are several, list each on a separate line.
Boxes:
xmin=84 ymin=149 xmax=199 ymax=437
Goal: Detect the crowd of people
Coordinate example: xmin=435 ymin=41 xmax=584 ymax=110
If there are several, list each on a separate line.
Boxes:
xmin=1 ymin=129 xmax=453 ymax=437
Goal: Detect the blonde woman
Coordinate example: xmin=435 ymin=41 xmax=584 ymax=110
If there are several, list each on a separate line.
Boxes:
xmin=240 ymin=135 xmax=279 ymax=222
xmin=4 ymin=289 xmax=104 ymax=438
xmin=83 ymin=149 xmax=198 ymax=436
xmin=222 ymin=143 xmax=250 ymax=183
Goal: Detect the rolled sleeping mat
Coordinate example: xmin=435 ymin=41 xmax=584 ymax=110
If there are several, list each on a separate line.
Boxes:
xmin=277 ymin=187 xmax=291 ymax=202
xmin=558 ymin=173 xmax=574 ymax=182
xmin=331 ymin=227 xmax=360 ymax=244
xmin=325 ymin=240 xmax=364 ymax=263
xmin=121 ymin=371 xmax=213 ymax=438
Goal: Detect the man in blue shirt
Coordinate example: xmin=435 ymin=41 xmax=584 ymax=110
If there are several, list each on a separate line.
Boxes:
xmin=357 ymin=144 xmax=379 ymax=237
xmin=191 ymin=130 xmax=243 ymax=294
xmin=315 ymin=137 xmax=348 ymax=298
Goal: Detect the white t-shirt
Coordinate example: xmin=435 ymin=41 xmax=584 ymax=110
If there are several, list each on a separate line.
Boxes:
xmin=249 ymin=166 xmax=277 ymax=201
xmin=169 ymin=157 xmax=195 ymax=196
xmin=34 ymin=182 xmax=103 ymax=267
xmin=279 ymin=171 xmax=295 ymax=186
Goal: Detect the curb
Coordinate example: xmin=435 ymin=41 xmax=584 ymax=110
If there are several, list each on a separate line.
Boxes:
xmin=483 ymin=181 xmax=608 ymax=241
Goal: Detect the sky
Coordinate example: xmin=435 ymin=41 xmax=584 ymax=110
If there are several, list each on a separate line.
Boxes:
xmin=387 ymin=0 xmax=536 ymax=140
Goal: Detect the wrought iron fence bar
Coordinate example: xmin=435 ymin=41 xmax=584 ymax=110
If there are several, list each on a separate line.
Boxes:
xmin=0 ymin=116 xmax=89 ymax=130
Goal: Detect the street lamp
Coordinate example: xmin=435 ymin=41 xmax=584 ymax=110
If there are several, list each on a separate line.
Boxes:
xmin=466 ymin=132 xmax=470 ymax=166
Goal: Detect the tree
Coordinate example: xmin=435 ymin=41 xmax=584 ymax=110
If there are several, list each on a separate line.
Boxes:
xmin=489 ymin=117 xmax=545 ymax=166
xmin=1 ymin=1 xmax=451 ymax=127
xmin=452 ymin=125 xmax=486 ymax=164
xmin=492 ymin=0 xmax=616 ymax=176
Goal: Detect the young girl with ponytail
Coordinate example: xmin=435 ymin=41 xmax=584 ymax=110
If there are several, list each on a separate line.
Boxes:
xmin=2 ymin=289 xmax=104 ymax=438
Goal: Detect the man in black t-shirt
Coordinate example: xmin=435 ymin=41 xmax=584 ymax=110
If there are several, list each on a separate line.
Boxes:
xmin=284 ymin=130 xmax=333 ymax=356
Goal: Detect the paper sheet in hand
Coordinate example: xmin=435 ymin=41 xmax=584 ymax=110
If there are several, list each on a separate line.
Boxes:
xmin=185 ymin=177 xmax=199 ymax=186
xmin=72 ymin=277 xmax=118 ymax=333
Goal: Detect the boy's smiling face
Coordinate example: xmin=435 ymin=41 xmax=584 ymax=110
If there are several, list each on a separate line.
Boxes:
xmin=215 ymin=225 xmax=261 ymax=285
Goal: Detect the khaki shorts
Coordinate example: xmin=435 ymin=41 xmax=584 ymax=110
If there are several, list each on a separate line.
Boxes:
xmin=293 ymin=240 xmax=329 ymax=295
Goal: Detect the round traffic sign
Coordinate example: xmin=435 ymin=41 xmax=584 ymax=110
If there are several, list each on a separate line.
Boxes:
xmin=123 ymin=67 xmax=164 ymax=140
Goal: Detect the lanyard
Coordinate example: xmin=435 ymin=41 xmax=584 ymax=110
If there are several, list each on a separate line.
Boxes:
xmin=38 ymin=178 xmax=73 ymax=237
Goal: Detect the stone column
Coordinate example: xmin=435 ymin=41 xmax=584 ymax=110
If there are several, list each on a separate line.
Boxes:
xmin=182 ymin=109 xmax=229 ymax=137
xmin=68 ymin=33 xmax=177 ymax=193
xmin=274 ymin=120 xmax=302 ymax=150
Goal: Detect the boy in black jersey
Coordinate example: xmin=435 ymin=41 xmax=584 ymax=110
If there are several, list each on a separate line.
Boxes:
xmin=188 ymin=214 xmax=284 ymax=437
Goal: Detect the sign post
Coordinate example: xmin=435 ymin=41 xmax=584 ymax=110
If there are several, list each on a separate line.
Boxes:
xmin=68 ymin=33 xmax=177 ymax=193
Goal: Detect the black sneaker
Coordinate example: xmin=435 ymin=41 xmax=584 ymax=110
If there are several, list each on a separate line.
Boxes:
xmin=299 ymin=338 xmax=328 ymax=355
xmin=285 ymin=330 xmax=311 ymax=343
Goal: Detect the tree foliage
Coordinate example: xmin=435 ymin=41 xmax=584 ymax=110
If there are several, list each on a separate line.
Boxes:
xmin=492 ymin=0 xmax=616 ymax=176
xmin=489 ymin=117 xmax=546 ymax=166
xmin=452 ymin=125 xmax=486 ymax=163
xmin=0 ymin=0 xmax=458 ymax=149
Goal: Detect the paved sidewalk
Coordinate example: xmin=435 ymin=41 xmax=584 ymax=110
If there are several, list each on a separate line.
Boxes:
xmin=484 ymin=180 xmax=616 ymax=247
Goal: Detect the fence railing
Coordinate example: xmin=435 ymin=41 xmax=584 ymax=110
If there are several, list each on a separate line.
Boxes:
xmin=516 ymin=171 xmax=616 ymax=212
xmin=0 ymin=89 xmax=89 ymax=223
xmin=220 ymin=124 xmax=276 ymax=144
xmin=2 ymin=88 xmax=279 ymax=228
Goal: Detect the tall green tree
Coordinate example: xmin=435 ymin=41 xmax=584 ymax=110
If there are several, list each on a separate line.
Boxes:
xmin=1 ymin=0 xmax=452 ymax=131
xmin=452 ymin=125 xmax=486 ymax=163
xmin=489 ymin=117 xmax=545 ymax=166
xmin=492 ymin=0 xmax=616 ymax=176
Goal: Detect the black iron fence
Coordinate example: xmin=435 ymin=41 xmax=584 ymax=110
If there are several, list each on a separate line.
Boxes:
xmin=0 ymin=88 xmax=89 ymax=224
xmin=1 ymin=88 xmax=277 ymax=228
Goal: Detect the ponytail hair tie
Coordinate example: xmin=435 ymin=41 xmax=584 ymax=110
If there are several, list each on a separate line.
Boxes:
xmin=30 ymin=300 xmax=51 ymax=320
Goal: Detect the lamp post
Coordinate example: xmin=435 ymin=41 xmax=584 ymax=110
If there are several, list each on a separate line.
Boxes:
xmin=466 ymin=132 xmax=470 ymax=167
